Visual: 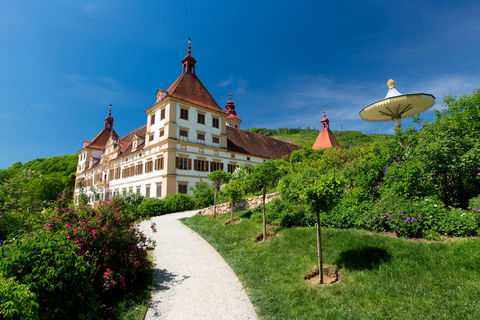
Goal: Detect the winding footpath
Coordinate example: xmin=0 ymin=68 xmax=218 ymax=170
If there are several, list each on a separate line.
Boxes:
xmin=138 ymin=210 xmax=258 ymax=320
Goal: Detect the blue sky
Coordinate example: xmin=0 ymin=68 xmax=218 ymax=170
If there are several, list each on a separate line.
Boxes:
xmin=1 ymin=0 xmax=479 ymax=168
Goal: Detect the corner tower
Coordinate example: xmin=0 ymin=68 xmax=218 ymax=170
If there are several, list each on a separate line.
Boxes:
xmin=225 ymin=92 xmax=241 ymax=128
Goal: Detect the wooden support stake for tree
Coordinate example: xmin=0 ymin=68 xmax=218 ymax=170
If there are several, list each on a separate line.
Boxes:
xmin=262 ymin=188 xmax=266 ymax=242
xmin=316 ymin=209 xmax=323 ymax=284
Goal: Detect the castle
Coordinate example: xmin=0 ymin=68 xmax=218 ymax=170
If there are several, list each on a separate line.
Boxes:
xmin=75 ymin=41 xmax=301 ymax=202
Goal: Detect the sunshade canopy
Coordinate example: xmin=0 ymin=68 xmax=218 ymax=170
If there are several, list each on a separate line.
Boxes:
xmin=359 ymin=79 xmax=435 ymax=127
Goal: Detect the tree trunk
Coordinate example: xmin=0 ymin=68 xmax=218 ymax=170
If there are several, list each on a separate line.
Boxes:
xmin=213 ymin=188 xmax=217 ymax=219
xmin=262 ymin=188 xmax=266 ymax=242
xmin=316 ymin=209 xmax=323 ymax=284
xmin=231 ymin=199 xmax=234 ymax=223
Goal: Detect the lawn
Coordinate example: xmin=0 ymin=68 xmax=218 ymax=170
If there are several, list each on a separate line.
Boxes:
xmin=182 ymin=210 xmax=480 ymax=320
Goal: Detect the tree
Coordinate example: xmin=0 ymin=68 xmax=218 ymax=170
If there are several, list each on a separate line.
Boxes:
xmin=208 ymin=170 xmax=231 ymax=218
xmin=248 ymin=160 xmax=287 ymax=241
xmin=302 ymin=176 xmax=343 ymax=284
xmin=220 ymin=168 xmax=248 ymax=223
xmin=221 ymin=179 xmax=244 ymax=223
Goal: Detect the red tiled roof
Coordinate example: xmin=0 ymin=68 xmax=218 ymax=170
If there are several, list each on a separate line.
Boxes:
xmin=227 ymin=127 xmax=302 ymax=159
xmin=167 ymin=72 xmax=224 ymax=113
xmin=116 ymin=125 xmax=147 ymax=157
xmin=312 ymin=128 xmax=341 ymax=150
xmin=86 ymin=128 xmax=119 ymax=150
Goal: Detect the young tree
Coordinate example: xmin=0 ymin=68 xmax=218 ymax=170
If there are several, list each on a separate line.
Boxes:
xmin=221 ymin=179 xmax=244 ymax=223
xmin=208 ymin=170 xmax=231 ymax=218
xmin=221 ymin=167 xmax=249 ymax=223
xmin=248 ymin=160 xmax=287 ymax=241
xmin=302 ymin=176 xmax=343 ymax=284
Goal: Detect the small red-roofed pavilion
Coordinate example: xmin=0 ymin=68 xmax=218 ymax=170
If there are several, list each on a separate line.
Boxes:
xmin=312 ymin=108 xmax=341 ymax=150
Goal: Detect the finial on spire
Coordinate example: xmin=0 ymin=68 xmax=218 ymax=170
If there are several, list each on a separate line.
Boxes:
xmin=323 ymin=106 xmax=326 ymax=117
xmin=109 ymin=104 xmax=112 ymax=116
xmin=228 ymin=90 xmax=232 ymax=101
xmin=387 ymin=79 xmax=395 ymax=89
xmin=187 ymin=37 xmax=192 ymax=55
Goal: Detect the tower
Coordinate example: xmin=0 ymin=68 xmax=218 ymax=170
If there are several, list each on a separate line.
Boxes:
xmin=312 ymin=107 xmax=341 ymax=150
xmin=225 ymin=92 xmax=241 ymax=128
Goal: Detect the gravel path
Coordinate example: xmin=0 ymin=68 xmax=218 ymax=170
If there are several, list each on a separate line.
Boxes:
xmin=138 ymin=210 xmax=258 ymax=320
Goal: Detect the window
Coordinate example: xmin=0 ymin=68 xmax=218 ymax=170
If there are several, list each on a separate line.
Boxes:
xmin=228 ymin=164 xmax=238 ymax=173
xmin=194 ymin=159 xmax=209 ymax=172
xmin=212 ymin=117 xmax=219 ymax=128
xmin=155 ymin=157 xmax=164 ymax=170
xmin=145 ymin=160 xmax=153 ymax=173
xmin=136 ymin=163 xmax=143 ymax=175
xmin=178 ymin=183 xmax=188 ymax=194
xmin=109 ymin=168 xmax=114 ymax=181
xmin=212 ymin=136 xmax=220 ymax=144
xmin=180 ymin=108 xmax=188 ymax=120
xmin=129 ymin=187 xmax=133 ymax=193
xmin=197 ymin=133 xmax=205 ymax=142
xmin=156 ymin=183 xmax=162 ymax=198
xmin=179 ymin=129 xmax=188 ymax=141
xmin=150 ymin=114 xmax=155 ymax=125
xmin=114 ymin=167 xmax=121 ymax=179
xmin=160 ymin=108 xmax=166 ymax=120
xmin=231 ymin=154 xmax=235 ymax=159
xmin=210 ymin=161 xmax=224 ymax=172
xmin=247 ymin=157 xmax=250 ymax=160
xmin=176 ymin=157 xmax=191 ymax=170
xmin=145 ymin=185 xmax=151 ymax=198
xmin=159 ymin=129 xmax=164 ymax=137
xmin=198 ymin=113 xmax=205 ymax=124
xmin=149 ymin=134 xmax=154 ymax=141
xmin=136 ymin=186 xmax=141 ymax=194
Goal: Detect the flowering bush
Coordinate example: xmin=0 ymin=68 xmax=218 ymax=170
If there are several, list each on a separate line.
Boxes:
xmin=47 ymin=199 xmax=154 ymax=313
xmin=469 ymin=196 xmax=480 ymax=226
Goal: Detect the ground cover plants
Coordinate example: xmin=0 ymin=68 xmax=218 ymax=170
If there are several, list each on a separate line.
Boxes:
xmin=183 ymin=210 xmax=480 ymax=320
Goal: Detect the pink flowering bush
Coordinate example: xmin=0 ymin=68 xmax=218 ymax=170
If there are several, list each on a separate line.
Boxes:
xmin=47 ymin=199 xmax=154 ymax=314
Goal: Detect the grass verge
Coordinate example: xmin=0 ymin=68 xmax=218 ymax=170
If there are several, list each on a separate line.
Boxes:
xmin=182 ymin=210 xmax=480 ymax=320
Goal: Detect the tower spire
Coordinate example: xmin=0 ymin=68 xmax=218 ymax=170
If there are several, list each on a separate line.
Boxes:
xmin=105 ymin=104 xmax=114 ymax=129
xmin=225 ymin=91 xmax=241 ymax=128
xmin=182 ymin=38 xmax=197 ymax=74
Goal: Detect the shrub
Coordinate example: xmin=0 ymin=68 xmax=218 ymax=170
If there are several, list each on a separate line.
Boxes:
xmin=190 ymin=181 xmax=214 ymax=209
xmin=435 ymin=208 xmax=477 ymax=237
xmin=254 ymin=197 xmax=313 ymax=227
xmin=322 ymin=193 xmax=370 ymax=229
xmin=0 ymin=231 xmax=99 ymax=319
xmin=469 ymin=195 xmax=480 ymax=226
xmin=46 ymin=200 xmax=153 ymax=314
xmin=137 ymin=198 xmax=166 ymax=217
xmin=362 ymin=195 xmax=427 ymax=237
xmin=164 ymin=194 xmax=195 ymax=213
xmin=0 ymin=273 xmax=39 ymax=320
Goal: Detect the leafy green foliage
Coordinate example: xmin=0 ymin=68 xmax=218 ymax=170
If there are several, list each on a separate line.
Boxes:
xmin=163 ymin=194 xmax=195 ymax=213
xmin=137 ymin=198 xmax=167 ymax=217
xmin=0 ymin=231 xmax=99 ymax=319
xmin=0 ymin=273 xmax=38 ymax=320
xmin=190 ymin=181 xmax=214 ymax=209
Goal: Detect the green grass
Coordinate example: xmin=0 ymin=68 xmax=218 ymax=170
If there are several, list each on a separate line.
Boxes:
xmin=182 ymin=210 xmax=480 ymax=320
xmin=270 ymin=130 xmax=390 ymax=149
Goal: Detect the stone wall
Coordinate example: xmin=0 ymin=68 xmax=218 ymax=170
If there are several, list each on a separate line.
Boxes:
xmin=197 ymin=192 xmax=280 ymax=215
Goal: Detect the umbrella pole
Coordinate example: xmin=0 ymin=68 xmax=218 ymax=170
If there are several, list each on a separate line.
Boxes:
xmin=394 ymin=118 xmax=401 ymax=128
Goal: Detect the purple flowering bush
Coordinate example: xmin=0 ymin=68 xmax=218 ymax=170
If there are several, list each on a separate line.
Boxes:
xmin=362 ymin=194 xmax=478 ymax=237
xmin=363 ymin=195 xmax=426 ymax=237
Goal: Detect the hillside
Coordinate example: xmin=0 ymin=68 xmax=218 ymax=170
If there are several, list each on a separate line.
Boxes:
xmin=247 ymin=128 xmax=390 ymax=149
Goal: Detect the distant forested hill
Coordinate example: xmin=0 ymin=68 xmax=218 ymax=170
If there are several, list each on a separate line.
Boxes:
xmin=0 ymin=154 xmax=78 ymax=201
xmin=247 ymin=127 xmax=390 ymax=149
